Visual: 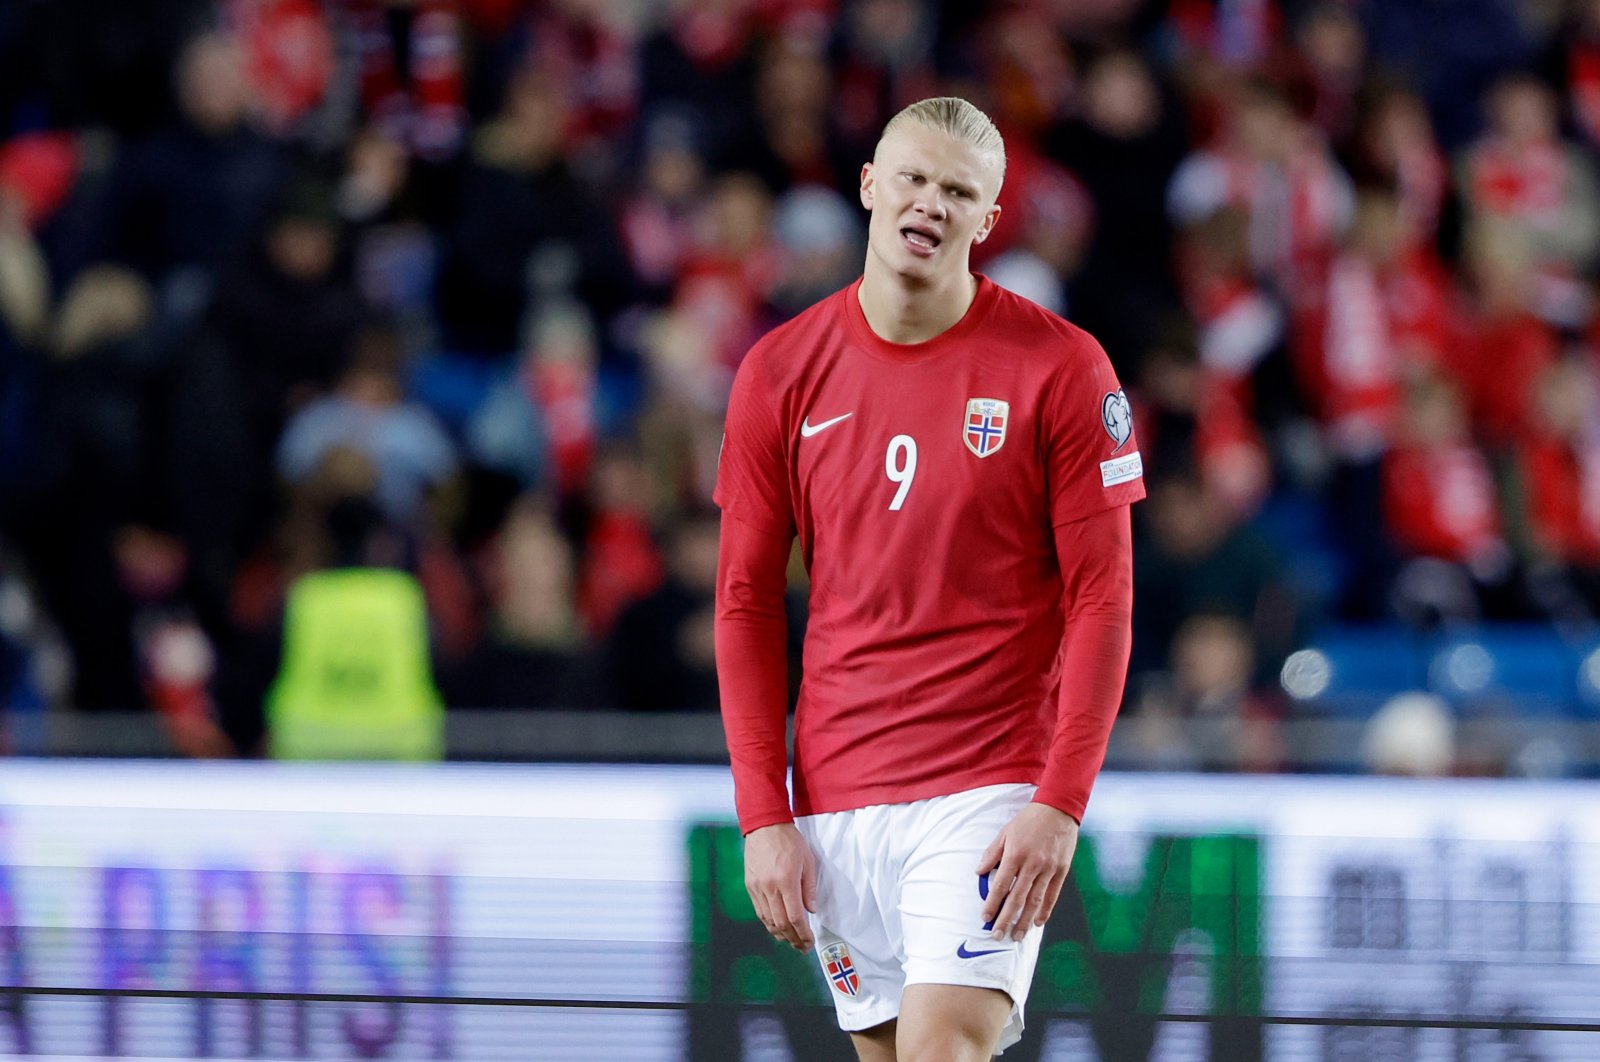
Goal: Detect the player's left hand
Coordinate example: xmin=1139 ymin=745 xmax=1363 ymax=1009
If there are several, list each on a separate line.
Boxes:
xmin=976 ymin=803 xmax=1079 ymax=941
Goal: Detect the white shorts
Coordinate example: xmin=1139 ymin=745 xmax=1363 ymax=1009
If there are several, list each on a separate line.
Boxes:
xmin=796 ymin=783 xmax=1044 ymax=1054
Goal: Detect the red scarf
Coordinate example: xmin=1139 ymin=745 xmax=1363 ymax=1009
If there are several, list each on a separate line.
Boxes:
xmin=348 ymin=0 xmax=464 ymax=160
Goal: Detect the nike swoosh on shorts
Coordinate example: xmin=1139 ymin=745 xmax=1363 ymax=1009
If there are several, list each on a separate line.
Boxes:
xmin=956 ymin=942 xmax=1008 ymax=959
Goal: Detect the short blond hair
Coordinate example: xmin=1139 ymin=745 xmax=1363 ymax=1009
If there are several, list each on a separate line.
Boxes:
xmin=878 ymin=97 xmax=1007 ymax=195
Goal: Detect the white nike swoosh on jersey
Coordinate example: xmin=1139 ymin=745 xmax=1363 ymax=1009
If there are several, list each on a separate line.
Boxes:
xmin=800 ymin=412 xmax=853 ymax=437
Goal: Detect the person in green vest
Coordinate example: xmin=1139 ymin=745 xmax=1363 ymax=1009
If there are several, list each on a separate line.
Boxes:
xmin=265 ymin=494 xmax=443 ymax=760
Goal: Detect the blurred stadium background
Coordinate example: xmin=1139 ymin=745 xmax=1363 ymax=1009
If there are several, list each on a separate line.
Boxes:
xmin=1 ymin=0 xmax=1600 ymax=1058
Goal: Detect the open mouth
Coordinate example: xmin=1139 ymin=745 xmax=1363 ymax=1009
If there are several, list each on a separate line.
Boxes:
xmin=900 ymin=225 xmax=941 ymax=255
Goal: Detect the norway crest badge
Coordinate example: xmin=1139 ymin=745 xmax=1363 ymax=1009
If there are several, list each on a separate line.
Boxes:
xmin=822 ymin=942 xmax=860 ymax=997
xmin=964 ymin=398 xmax=1009 ymax=458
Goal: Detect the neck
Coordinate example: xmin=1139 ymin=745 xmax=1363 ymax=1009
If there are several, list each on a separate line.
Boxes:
xmin=857 ymin=266 xmax=978 ymax=344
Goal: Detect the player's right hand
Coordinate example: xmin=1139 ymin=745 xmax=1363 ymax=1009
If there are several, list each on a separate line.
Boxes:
xmin=743 ymin=823 xmax=818 ymax=952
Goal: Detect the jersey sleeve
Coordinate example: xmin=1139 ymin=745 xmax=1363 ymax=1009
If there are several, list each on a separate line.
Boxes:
xmin=1043 ymin=334 xmax=1146 ymax=527
xmin=715 ymin=510 xmax=796 ymax=833
xmin=1033 ymin=505 xmax=1134 ymax=822
xmin=714 ymin=348 xmax=795 ymax=536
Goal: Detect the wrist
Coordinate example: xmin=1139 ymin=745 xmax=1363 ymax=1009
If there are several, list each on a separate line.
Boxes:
xmin=1030 ymin=796 xmax=1081 ymax=827
xmin=741 ymin=815 xmax=797 ymax=837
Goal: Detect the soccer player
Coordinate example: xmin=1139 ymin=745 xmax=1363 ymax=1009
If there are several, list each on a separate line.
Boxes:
xmin=714 ymin=97 xmax=1143 ymax=1060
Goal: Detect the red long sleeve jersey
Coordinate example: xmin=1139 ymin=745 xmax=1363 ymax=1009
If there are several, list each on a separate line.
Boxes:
xmin=714 ymin=276 xmax=1144 ymax=823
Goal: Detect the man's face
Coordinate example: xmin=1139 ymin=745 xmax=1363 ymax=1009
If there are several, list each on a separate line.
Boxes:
xmin=859 ymin=123 xmax=1001 ymax=285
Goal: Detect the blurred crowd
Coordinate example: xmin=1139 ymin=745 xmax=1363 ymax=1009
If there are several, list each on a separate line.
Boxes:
xmin=1 ymin=0 xmax=1599 ymax=769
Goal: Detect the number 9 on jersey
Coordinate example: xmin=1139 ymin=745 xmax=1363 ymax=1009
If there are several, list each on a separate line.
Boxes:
xmin=886 ymin=435 xmax=917 ymax=511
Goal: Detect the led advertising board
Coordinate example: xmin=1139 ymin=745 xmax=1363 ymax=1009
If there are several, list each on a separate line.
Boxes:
xmin=0 ymin=763 xmax=1596 ymax=1060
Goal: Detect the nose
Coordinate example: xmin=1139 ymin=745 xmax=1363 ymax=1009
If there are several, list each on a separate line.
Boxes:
xmin=915 ymin=188 xmax=948 ymax=221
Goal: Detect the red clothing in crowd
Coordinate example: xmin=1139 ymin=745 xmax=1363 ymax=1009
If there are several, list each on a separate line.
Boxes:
xmin=1445 ymin=309 xmax=1557 ymax=448
xmin=577 ymin=511 xmax=666 ymax=639
xmin=1466 ymin=137 xmax=1566 ymax=223
xmin=1295 ymin=245 xmax=1452 ymax=454
xmin=1571 ymin=37 xmax=1600 ymax=149
xmin=1520 ymin=436 xmax=1600 ymax=568
xmin=230 ymin=0 xmax=333 ymax=135
xmin=349 ymin=0 xmax=465 ymax=160
xmin=1383 ymin=444 xmax=1502 ymax=562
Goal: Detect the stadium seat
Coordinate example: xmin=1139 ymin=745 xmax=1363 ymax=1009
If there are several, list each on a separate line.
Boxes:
xmin=1295 ymin=624 xmax=1432 ymax=717
xmin=1426 ymin=627 xmax=1581 ymax=717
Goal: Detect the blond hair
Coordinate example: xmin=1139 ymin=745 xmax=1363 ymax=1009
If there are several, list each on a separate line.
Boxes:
xmin=878 ymin=97 xmax=1006 ymax=195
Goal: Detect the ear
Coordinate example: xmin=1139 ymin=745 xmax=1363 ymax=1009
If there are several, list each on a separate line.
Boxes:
xmin=972 ymin=202 xmax=1002 ymax=245
xmin=859 ymin=162 xmax=875 ymax=211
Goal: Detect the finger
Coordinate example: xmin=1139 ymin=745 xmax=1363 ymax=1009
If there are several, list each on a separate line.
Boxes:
xmin=758 ymin=886 xmax=791 ymax=942
xmin=1035 ymin=870 xmax=1066 ymax=926
xmin=748 ymin=883 xmax=772 ymax=931
xmin=781 ymin=886 xmax=815 ymax=952
xmin=1015 ymin=880 xmax=1049 ymax=940
xmin=991 ymin=870 xmax=1036 ymax=940
xmin=976 ymin=833 xmax=1005 ymax=875
xmin=756 ymin=879 xmax=789 ymax=937
xmin=775 ymin=902 xmax=807 ymax=950
xmin=802 ymin=854 xmax=818 ymax=914
xmin=773 ymin=916 xmax=802 ymax=949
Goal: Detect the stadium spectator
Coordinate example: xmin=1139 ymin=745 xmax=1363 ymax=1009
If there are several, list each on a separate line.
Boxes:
xmin=276 ymin=321 xmax=460 ymax=528
xmin=1173 ymin=612 xmax=1285 ymax=769
xmin=574 ymin=442 xmax=666 ymax=640
xmin=0 ymin=548 xmax=58 ymax=756
xmin=14 ymin=264 xmax=160 ymax=713
xmin=620 ymin=111 xmax=709 ymax=303
xmin=1382 ymin=373 xmax=1514 ymax=625
xmin=440 ymin=494 xmax=601 ymax=711
xmin=432 ymin=66 xmax=633 ymax=359
xmin=672 ymin=171 xmax=781 ymax=375
xmin=978 ymin=4 xmax=1076 ymax=146
xmin=1516 ymin=357 xmax=1600 ymax=628
xmin=228 ymin=0 xmax=335 ymax=139
xmin=1345 ymin=81 xmax=1448 ymax=248
xmin=168 ymin=178 xmax=365 ymax=638
xmin=983 ymin=159 xmax=1093 ymax=318
xmin=337 ymin=126 xmax=440 ymax=330
xmin=1457 ymin=72 xmax=1600 ymax=329
xmin=1285 ymin=2 xmax=1367 ymax=144
xmin=345 ymin=0 xmax=465 ymax=162
xmin=1047 ymin=46 xmax=1187 ymax=366
xmin=1133 ymin=471 xmax=1299 ymax=679
xmin=1133 ymin=320 xmax=1272 ymax=519
xmin=466 ymin=304 xmax=597 ymax=497
xmin=106 ymin=31 xmax=290 ymax=296
xmin=1297 ymin=187 xmax=1450 ymax=462
xmin=607 ymin=507 xmax=719 ymax=711
xmin=264 ymin=492 xmax=444 ymax=760
xmin=0 ymin=183 xmax=47 ymax=499
xmin=1175 ymin=206 xmax=1286 ymax=405
xmin=634 ymin=308 xmax=728 ymax=510
xmin=719 ymin=35 xmax=850 ymax=195
xmin=1561 ymin=0 xmax=1600 ymax=151
xmin=769 ymin=184 xmax=865 ymax=318
xmin=1167 ymin=75 xmax=1353 ymax=307
xmin=829 ymin=0 xmax=938 ymax=164
xmin=1448 ymin=220 xmax=1559 ymax=450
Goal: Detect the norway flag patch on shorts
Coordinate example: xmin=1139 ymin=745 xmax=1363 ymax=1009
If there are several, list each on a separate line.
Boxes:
xmin=822 ymin=941 xmax=860 ymax=997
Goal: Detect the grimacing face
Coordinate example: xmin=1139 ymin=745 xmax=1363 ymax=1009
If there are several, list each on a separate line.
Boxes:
xmin=859 ymin=123 xmax=1003 ymax=286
